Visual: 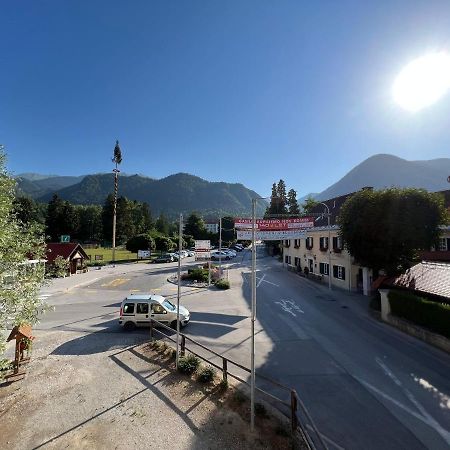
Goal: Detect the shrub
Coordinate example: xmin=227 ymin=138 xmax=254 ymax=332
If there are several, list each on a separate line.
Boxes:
xmin=185 ymin=268 xmax=209 ymax=282
xmin=86 ymin=260 xmax=106 ymax=267
xmin=219 ymin=378 xmax=229 ymax=391
xmin=215 ymin=279 xmax=230 ymax=290
xmin=389 ymin=290 xmax=450 ymax=339
xmin=233 ymin=389 xmax=246 ymax=404
xmin=178 ymin=354 xmax=200 ymax=375
xmin=197 ymin=365 xmax=216 ymax=383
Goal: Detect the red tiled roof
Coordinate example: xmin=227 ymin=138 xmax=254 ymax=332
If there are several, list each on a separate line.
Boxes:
xmin=387 ymin=262 xmax=450 ymax=300
xmin=45 ymin=243 xmax=88 ymax=263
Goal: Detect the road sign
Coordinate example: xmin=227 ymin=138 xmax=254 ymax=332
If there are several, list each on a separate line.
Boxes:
xmin=195 ymin=240 xmax=211 ymax=260
xmin=138 ymin=250 xmax=151 ymax=259
xmin=60 ymin=235 xmax=70 ymax=243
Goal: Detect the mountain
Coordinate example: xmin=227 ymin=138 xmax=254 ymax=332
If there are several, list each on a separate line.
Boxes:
xmin=315 ymin=154 xmax=450 ymax=200
xmin=34 ymin=172 xmax=265 ymax=217
xmin=15 ymin=174 xmax=85 ymax=198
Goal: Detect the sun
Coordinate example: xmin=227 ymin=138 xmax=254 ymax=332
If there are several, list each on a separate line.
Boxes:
xmin=393 ymin=52 xmax=450 ymax=112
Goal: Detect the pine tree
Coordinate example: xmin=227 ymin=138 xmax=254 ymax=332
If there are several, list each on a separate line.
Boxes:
xmin=276 ymin=179 xmax=288 ymax=215
xmin=287 ymin=189 xmax=300 ymax=215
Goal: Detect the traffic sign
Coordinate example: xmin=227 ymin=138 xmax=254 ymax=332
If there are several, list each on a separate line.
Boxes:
xmin=60 ymin=235 xmax=70 ymax=243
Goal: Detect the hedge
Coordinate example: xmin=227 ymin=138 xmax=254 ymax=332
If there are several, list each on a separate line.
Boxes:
xmin=388 ymin=290 xmax=450 ymax=339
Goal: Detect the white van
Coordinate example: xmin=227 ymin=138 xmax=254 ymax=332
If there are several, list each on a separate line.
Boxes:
xmin=119 ymin=294 xmax=190 ymax=331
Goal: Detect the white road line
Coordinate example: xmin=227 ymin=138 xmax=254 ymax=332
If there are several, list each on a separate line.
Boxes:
xmin=256 ymin=274 xmax=266 ymax=288
xmin=274 ymin=299 xmax=304 ymax=317
xmin=375 ymin=358 xmax=450 ymax=444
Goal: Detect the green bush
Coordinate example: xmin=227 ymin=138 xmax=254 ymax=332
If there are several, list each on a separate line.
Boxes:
xmin=86 ymin=260 xmax=106 ymax=267
xmin=197 ymin=365 xmax=216 ymax=383
xmin=215 ymin=279 xmax=230 ymax=290
xmin=185 ymin=268 xmax=209 ymax=282
xmin=389 ymin=290 xmax=450 ymax=339
xmin=178 ymin=354 xmax=200 ymax=375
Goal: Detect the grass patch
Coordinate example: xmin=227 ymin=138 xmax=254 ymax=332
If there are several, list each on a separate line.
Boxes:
xmin=84 ymin=247 xmax=138 ymax=263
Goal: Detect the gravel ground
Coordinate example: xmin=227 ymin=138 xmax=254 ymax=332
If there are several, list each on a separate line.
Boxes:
xmin=0 ymin=329 xmax=297 ymax=450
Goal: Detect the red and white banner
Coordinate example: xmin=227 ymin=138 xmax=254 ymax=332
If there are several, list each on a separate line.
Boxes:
xmin=234 ymin=217 xmax=314 ymax=231
xmin=236 ymin=230 xmax=307 ymax=240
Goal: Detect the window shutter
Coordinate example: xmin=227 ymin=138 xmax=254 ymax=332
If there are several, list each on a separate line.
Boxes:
xmin=447 ymin=238 xmax=450 ymax=251
xmin=333 ymin=265 xmax=338 ymax=278
xmin=333 ymin=237 xmax=337 ymax=249
xmin=341 ymin=267 xmax=346 ymax=280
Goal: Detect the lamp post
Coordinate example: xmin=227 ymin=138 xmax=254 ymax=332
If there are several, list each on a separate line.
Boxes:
xmin=250 ymin=198 xmax=257 ymax=431
xmin=219 ymin=217 xmax=222 ymax=276
xmin=176 ymin=213 xmax=183 ymax=369
xmin=318 ymin=202 xmax=332 ymax=290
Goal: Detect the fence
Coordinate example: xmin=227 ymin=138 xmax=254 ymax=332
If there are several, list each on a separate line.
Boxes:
xmin=149 ymin=319 xmax=328 ymax=450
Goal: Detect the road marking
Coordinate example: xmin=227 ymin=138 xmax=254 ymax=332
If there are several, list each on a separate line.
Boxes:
xmin=274 ymin=299 xmax=304 ymax=317
xmin=375 ymin=358 xmax=450 ymax=444
xmin=130 ymin=289 xmax=140 ymax=292
xmin=101 ymin=278 xmax=130 ymax=288
xmin=255 ymin=274 xmax=279 ymax=287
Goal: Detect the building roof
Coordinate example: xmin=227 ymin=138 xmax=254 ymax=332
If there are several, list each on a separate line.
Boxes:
xmin=45 ymin=243 xmax=89 ymax=263
xmin=382 ymin=261 xmax=450 ymax=300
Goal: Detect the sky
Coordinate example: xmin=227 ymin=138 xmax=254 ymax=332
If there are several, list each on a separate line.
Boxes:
xmin=2 ymin=1 xmax=450 ymax=197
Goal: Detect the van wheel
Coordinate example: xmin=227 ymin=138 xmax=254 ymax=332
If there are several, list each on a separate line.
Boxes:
xmin=124 ymin=322 xmax=136 ymax=331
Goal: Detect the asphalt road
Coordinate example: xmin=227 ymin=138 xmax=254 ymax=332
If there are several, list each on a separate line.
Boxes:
xmin=37 ymin=249 xmax=450 ymax=450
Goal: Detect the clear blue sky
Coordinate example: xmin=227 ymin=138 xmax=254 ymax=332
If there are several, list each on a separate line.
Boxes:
xmin=2 ymin=1 xmax=450 ymax=197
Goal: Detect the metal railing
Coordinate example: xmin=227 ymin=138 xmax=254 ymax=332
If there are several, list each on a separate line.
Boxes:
xmin=149 ymin=318 xmax=328 ymax=450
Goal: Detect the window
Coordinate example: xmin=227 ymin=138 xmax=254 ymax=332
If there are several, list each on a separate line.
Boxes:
xmin=319 ymin=262 xmax=329 ymax=275
xmin=137 ymin=303 xmax=149 ymax=314
xmin=294 ymin=257 xmax=300 ymax=267
xmin=319 ymin=237 xmax=329 ymax=251
xmin=439 ymin=238 xmax=448 ymax=251
xmin=151 ymin=303 xmax=166 ymax=314
xmin=294 ymin=239 xmax=301 ymax=248
xmin=306 ymin=237 xmax=314 ymax=250
xmin=284 ymin=240 xmax=291 ymax=247
xmin=123 ymin=303 xmax=134 ymax=314
xmin=285 ymin=255 xmax=292 ymax=264
xmin=333 ymin=236 xmax=343 ymax=252
xmin=333 ymin=265 xmax=346 ymax=280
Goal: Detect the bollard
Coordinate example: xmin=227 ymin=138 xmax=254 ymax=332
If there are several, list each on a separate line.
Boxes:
xmin=150 ymin=319 xmax=154 ymax=340
xmin=290 ymin=390 xmax=298 ymax=432
xmin=181 ymin=335 xmax=186 ymax=357
xmin=222 ymin=358 xmax=228 ymax=382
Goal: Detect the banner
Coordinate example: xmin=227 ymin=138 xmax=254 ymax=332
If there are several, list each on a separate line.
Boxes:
xmin=234 ymin=217 xmax=314 ymax=230
xmin=237 ymin=230 xmax=307 ymax=241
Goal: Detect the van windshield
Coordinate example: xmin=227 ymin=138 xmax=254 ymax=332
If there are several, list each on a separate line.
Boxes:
xmin=163 ymin=300 xmax=176 ymax=311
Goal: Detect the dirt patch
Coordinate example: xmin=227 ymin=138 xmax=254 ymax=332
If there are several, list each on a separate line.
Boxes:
xmin=0 ymin=330 xmax=305 ymax=450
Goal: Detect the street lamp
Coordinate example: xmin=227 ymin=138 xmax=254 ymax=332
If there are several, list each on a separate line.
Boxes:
xmin=318 ymin=202 xmax=332 ymax=290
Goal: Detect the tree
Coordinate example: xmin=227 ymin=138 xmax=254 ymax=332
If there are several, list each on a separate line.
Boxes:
xmin=126 ymin=234 xmax=155 ymax=253
xmin=154 ymin=235 xmax=175 ymax=252
xmin=46 ymin=194 xmax=79 ymax=241
xmin=13 ymin=196 xmax=44 ymax=225
xmin=0 ymin=148 xmax=46 ymax=358
xmin=74 ymin=205 xmax=103 ymax=242
xmin=287 ymin=189 xmax=300 ymax=215
xmin=265 ymin=180 xmax=288 ymax=217
xmin=276 ymin=179 xmax=288 ymax=215
xmin=302 ymin=196 xmax=318 ymax=213
xmin=102 ymin=195 xmax=135 ymax=244
xmin=184 ymin=213 xmax=207 ymax=239
xmin=155 ymin=213 xmax=170 ymax=235
xmin=338 ymin=188 xmax=447 ymax=276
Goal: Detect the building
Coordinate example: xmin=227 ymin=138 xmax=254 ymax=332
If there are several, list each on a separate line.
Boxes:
xmin=46 ymin=243 xmax=89 ymax=275
xmin=205 ymin=223 xmax=219 ymax=234
xmin=283 ymin=188 xmax=450 ymax=295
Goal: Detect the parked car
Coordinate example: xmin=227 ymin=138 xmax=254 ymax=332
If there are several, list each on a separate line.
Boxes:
xmin=221 ymin=248 xmax=237 ymax=257
xmin=119 ymin=293 xmax=190 ymax=331
xmin=211 ymin=251 xmax=231 ymax=260
xmin=230 ymin=244 xmax=243 ymax=252
xmin=186 ymin=250 xmax=195 ymax=257
xmin=173 ymin=251 xmax=187 ymax=259
xmin=154 ymin=253 xmax=175 ymax=263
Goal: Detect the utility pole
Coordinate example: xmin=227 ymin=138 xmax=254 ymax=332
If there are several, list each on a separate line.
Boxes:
xmin=250 ymin=198 xmax=257 ymax=432
xmin=111 ymin=140 xmax=122 ymax=264
xmin=219 ymin=217 xmax=222 ymax=277
xmin=176 ymin=213 xmax=183 ymax=369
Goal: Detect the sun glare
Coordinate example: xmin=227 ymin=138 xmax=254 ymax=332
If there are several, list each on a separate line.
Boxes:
xmin=393 ymin=52 xmax=450 ymax=112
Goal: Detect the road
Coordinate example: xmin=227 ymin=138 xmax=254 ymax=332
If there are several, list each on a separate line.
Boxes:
xmin=36 ymin=248 xmax=450 ymax=449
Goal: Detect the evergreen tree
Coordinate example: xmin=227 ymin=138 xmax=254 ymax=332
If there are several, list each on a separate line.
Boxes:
xmin=276 ymin=179 xmax=288 ymax=215
xmin=184 ymin=213 xmax=207 ymax=239
xmin=46 ymin=195 xmax=79 ymax=241
xmin=287 ymin=189 xmax=300 ymax=215
xmin=155 ymin=213 xmax=170 ymax=235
